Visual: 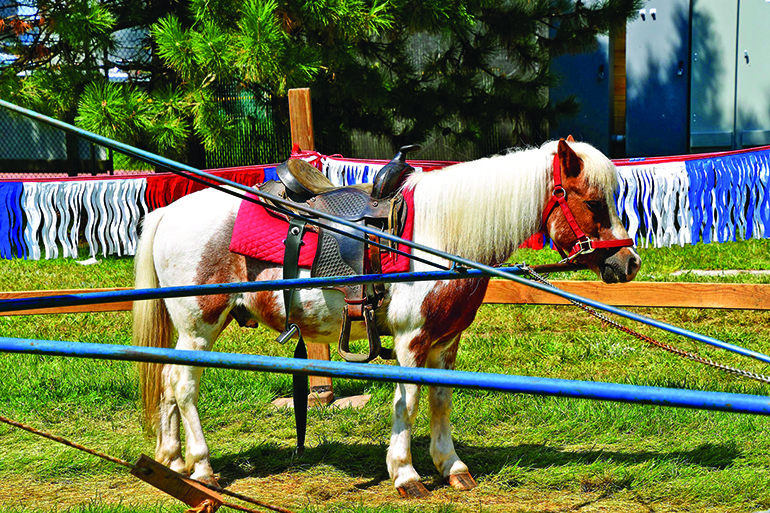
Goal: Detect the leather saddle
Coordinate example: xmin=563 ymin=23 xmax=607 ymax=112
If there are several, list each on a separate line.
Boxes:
xmin=265 ymin=145 xmax=419 ymax=363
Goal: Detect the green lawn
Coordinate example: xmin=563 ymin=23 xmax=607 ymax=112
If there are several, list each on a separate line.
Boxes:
xmin=1 ymin=240 xmax=770 ymax=512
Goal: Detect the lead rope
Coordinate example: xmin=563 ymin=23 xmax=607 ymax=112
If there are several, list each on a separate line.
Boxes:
xmin=0 ymin=415 xmax=294 ymax=513
xmin=519 ymin=264 xmax=770 ymax=385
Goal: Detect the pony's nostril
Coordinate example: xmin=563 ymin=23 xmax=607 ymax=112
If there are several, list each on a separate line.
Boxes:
xmin=627 ymin=256 xmax=641 ymax=276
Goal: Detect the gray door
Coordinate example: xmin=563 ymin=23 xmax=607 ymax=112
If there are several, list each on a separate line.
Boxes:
xmin=626 ymin=0 xmax=691 ymax=157
xmin=549 ymin=36 xmax=611 ymax=154
xmin=690 ymin=0 xmax=738 ymax=150
xmin=735 ymin=0 xmax=770 ymax=148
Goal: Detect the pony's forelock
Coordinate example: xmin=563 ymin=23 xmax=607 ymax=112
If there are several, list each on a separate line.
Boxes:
xmin=540 ymin=139 xmax=619 ymax=193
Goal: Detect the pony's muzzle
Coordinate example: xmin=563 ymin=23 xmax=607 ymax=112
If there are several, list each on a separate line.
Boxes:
xmin=597 ymin=247 xmax=641 ymax=284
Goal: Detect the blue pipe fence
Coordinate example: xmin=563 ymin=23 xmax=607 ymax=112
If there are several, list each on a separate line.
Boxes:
xmin=1 ymin=100 xmax=769 ymax=417
xmin=2 ymin=268 xmax=770 ymax=366
xmin=2 ymin=337 xmax=770 ymax=416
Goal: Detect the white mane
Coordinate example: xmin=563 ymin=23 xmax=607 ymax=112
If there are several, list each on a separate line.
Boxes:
xmin=404 ymin=140 xmax=619 ymax=265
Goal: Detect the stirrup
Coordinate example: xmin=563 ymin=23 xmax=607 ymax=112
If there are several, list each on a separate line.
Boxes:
xmin=337 ymin=304 xmax=393 ymax=362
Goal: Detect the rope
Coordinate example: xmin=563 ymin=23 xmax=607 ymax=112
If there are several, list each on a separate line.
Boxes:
xmin=519 ymin=264 xmax=770 ymax=385
xmin=0 ymin=415 xmax=294 ymax=513
xmin=0 ymin=414 xmax=136 ymax=469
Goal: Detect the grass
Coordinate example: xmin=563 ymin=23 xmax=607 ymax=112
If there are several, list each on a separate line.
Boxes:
xmin=2 ymin=240 xmax=770 ymax=512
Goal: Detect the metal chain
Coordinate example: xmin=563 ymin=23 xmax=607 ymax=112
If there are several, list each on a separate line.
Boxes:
xmin=0 ymin=415 xmax=293 ymax=513
xmin=520 ymin=264 xmax=770 ymax=385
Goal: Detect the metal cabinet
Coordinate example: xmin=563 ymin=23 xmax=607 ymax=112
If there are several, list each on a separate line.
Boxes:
xmin=690 ymin=0 xmax=770 ymax=150
xmin=735 ymin=0 xmax=770 ymax=148
xmin=549 ymin=36 xmax=611 ymax=154
xmin=690 ymin=0 xmax=738 ymax=149
xmin=625 ymin=0 xmax=691 ymax=157
xmin=550 ymin=0 xmax=770 ymax=156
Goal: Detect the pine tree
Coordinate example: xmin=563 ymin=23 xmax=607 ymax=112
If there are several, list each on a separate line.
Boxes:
xmin=0 ymin=0 xmax=194 ymax=162
xmin=1 ymin=0 xmax=642 ymax=163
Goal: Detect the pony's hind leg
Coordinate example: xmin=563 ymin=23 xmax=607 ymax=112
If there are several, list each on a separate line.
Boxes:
xmin=155 ymin=364 xmax=185 ymax=474
xmin=162 ymin=299 xmax=230 ymax=484
xmin=427 ymin=334 xmax=476 ymax=490
xmin=167 ymin=344 xmax=216 ymax=482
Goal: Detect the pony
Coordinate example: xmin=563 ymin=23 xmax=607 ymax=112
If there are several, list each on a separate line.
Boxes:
xmin=134 ymin=138 xmax=641 ymax=497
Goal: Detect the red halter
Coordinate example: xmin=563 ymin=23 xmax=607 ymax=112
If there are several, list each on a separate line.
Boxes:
xmin=542 ymin=155 xmax=634 ymax=262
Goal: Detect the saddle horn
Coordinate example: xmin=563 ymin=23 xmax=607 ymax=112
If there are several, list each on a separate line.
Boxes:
xmin=371 ymin=145 xmax=421 ymax=200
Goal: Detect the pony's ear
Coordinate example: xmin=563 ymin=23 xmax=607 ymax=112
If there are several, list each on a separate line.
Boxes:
xmin=566 ymin=134 xmax=575 ymax=142
xmin=557 ymin=138 xmax=582 ymax=178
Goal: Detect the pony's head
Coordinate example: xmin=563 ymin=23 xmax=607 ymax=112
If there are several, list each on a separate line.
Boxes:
xmin=542 ymin=138 xmax=641 ymax=284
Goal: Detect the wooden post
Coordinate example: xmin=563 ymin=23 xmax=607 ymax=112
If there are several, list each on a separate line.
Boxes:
xmin=288 ymin=88 xmax=315 ymax=152
xmin=287 ymin=87 xmax=334 ymax=406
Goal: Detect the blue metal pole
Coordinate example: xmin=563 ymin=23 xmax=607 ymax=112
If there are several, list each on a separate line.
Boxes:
xmin=1 ymin=337 xmax=769 ymax=416
xmin=0 ymin=269 xmax=496 ymax=313
xmin=0 ymin=269 xmax=503 ymax=313
xmin=2 ymin=101 xmax=769 ymax=366
xmin=3 ymin=266 xmax=770 ymax=367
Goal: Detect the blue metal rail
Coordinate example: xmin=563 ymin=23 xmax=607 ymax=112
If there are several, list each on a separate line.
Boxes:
xmin=1 ymin=337 xmax=769 ymax=416
xmin=1 ymin=100 xmax=769 ymax=370
xmin=2 ymin=267 xmax=770 ymax=366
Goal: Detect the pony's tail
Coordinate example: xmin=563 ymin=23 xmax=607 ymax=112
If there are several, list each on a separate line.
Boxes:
xmin=133 ymin=208 xmax=173 ymax=434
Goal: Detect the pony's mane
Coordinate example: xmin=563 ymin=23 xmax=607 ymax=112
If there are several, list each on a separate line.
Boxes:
xmin=404 ymin=140 xmax=619 ymax=265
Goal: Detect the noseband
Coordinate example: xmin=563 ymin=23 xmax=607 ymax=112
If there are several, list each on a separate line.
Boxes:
xmin=542 ymin=155 xmax=634 ymax=263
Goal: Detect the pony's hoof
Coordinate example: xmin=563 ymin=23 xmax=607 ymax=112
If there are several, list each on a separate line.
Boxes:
xmin=448 ymin=472 xmax=477 ymax=490
xmin=397 ymin=481 xmax=431 ymax=498
xmin=193 ymin=475 xmax=220 ymax=488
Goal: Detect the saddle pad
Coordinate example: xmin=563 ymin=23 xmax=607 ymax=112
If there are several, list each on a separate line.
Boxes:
xmin=229 ymin=187 xmax=415 ymax=273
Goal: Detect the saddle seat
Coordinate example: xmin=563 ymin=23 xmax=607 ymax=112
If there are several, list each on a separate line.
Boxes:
xmin=269 ymin=146 xmax=420 ymax=363
xmin=277 ymin=158 xmax=336 ymax=201
xmin=277 ymin=157 xmax=380 ymax=202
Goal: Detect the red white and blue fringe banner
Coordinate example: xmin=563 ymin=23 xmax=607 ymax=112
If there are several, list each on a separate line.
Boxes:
xmin=614 ymin=147 xmax=770 ymax=248
xmin=1 ymin=146 xmax=769 ymax=260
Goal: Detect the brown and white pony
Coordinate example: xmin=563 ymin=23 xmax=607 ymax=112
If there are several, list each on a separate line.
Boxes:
xmin=134 ymin=139 xmax=640 ymax=497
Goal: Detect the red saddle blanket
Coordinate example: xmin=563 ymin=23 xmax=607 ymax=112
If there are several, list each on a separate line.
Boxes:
xmin=229 ymin=187 xmax=415 ymax=273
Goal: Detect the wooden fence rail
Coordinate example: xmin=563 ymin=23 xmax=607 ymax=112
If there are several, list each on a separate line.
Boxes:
xmin=1 ymin=281 xmax=768 ymax=316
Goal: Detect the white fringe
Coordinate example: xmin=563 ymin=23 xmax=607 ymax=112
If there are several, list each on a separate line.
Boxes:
xmin=21 ymin=178 xmax=147 ymax=260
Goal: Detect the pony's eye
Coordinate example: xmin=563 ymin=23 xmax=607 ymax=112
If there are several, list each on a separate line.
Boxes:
xmin=586 ymin=200 xmax=603 ymax=212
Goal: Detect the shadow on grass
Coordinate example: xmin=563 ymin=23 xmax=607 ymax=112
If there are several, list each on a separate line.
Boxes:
xmin=210 ymin=437 xmax=741 ymax=490
xmin=463 ymin=440 xmax=742 ymax=474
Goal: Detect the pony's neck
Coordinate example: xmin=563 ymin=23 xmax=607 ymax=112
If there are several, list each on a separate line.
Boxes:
xmin=405 ymin=148 xmax=550 ymax=266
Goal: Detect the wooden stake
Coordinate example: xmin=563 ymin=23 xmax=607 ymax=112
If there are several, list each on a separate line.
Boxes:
xmin=287 ymin=87 xmax=334 ymax=404
xmin=131 ymin=454 xmax=224 ymax=510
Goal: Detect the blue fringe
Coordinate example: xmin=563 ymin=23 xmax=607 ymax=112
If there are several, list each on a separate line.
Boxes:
xmin=0 ymin=182 xmax=26 ymax=260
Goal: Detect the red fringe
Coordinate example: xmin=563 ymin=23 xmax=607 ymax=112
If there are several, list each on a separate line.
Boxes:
xmin=145 ymin=166 xmax=268 ymax=210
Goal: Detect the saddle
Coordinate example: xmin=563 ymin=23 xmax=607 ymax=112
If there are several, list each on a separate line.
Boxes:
xmin=266 ymin=145 xmax=419 ymax=363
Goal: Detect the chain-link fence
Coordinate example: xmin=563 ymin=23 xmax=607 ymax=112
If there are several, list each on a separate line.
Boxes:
xmin=0 ymin=109 xmax=113 ymax=178
xmin=205 ymin=84 xmax=291 ymax=169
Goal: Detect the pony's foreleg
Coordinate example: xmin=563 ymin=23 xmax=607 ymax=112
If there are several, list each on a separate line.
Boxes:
xmin=387 ymin=330 xmax=429 ymax=497
xmin=427 ymin=334 xmax=477 ymax=490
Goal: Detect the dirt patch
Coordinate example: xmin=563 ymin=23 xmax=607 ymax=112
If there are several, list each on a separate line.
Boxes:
xmin=0 ymin=472 xmax=730 ymax=513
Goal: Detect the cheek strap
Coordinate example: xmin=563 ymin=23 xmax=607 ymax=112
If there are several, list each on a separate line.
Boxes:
xmin=542 ymin=155 xmax=634 ymax=262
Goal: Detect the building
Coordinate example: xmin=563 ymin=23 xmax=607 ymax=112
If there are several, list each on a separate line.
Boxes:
xmin=550 ymin=0 xmax=770 ymax=158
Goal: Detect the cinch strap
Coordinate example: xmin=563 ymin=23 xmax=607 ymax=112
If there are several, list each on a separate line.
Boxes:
xmin=278 ymin=216 xmax=309 ymax=454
